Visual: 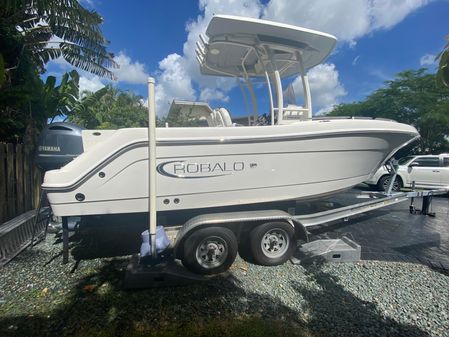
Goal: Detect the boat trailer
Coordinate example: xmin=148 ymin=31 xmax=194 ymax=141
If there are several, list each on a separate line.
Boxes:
xmin=126 ymin=152 xmax=445 ymax=288
xmin=121 ymin=187 xmax=445 ymax=288
xmin=14 ymin=183 xmax=442 ymax=286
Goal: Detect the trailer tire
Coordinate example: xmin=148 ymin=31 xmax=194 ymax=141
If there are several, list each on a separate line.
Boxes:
xmin=249 ymin=221 xmax=295 ymax=266
xmin=181 ymin=227 xmax=238 ymax=275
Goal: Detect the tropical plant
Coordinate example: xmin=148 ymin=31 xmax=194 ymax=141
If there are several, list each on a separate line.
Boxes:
xmin=328 ymin=69 xmax=449 ymax=154
xmin=0 ymin=69 xmax=80 ymax=142
xmin=44 ymin=70 xmax=80 ymax=121
xmin=437 ymin=36 xmax=449 ymax=87
xmin=68 ymin=85 xmax=148 ymax=129
xmin=0 ymin=0 xmax=116 ymax=85
xmin=0 ymin=0 xmax=115 ymax=145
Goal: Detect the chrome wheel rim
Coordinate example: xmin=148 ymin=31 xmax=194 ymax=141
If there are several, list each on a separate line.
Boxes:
xmin=195 ymin=236 xmax=228 ymax=269
xmin=260 ymin=228 xmax=290 ymax=258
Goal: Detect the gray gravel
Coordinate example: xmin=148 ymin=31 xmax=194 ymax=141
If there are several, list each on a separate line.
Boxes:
xmin=1 ymin=235 xmax=448 ymax=337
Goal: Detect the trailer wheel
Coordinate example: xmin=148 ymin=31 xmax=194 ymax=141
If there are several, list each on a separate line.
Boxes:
xmin=182 ymin=227 xmax=238 ymax=275
xmin=249 ymin=222 xmax=295 ymax=266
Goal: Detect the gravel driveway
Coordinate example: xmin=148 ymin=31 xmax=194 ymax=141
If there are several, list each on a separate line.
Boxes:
xmin=1 ymin=233 xmax=448 ymax=337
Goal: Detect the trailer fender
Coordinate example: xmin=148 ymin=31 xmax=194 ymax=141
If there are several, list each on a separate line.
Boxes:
xmin=290 ymin=219 xmax=309 ymax=243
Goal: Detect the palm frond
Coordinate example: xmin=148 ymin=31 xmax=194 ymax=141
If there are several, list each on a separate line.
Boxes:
xmin=33 ymin=47 xmax=62 ymax=67
xmin=7 ymin=0 xmax=117 ymax=79
xmin=60 ymin=42 xmax=116 ymax=79
xmin=436 ymin=37 xmax=449 ymax=88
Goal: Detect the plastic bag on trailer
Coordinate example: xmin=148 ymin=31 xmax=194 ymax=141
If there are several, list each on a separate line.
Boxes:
xmin=140 ymin=226 xmax=171 ymax=257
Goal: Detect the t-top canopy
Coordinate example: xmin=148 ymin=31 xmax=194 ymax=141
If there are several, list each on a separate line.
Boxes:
xmin=197 ymin=15 xmax=337 ymax=78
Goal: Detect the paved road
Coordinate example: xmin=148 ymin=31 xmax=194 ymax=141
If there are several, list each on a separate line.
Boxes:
xmin=301 ymin=186 xmax=449 ymax=270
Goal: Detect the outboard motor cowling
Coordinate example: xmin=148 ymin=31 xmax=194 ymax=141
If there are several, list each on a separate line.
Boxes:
xmin=36 ymin=122 xmax=85 ymax=170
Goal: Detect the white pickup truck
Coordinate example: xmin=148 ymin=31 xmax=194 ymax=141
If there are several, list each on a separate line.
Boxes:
xmin=365 ymin=154 xmax=449 ymax=192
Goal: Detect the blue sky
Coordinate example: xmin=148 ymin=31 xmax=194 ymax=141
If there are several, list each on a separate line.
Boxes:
xmin=48 ymin=0 xmax=449 ymax=117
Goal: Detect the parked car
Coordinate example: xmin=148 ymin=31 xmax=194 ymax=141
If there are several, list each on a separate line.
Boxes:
xmin=365 ymin=154 xmax=449 ymax=191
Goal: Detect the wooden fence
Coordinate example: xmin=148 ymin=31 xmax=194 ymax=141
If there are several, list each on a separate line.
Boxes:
xmin=0 ymin=143 xmax=43 ymax=224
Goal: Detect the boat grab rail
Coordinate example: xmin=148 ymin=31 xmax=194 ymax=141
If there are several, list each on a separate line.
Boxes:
xmin=275 ymin=116 xmax=398 ymax=122
xmin=311 ymin=116 xmax=397 ymax=122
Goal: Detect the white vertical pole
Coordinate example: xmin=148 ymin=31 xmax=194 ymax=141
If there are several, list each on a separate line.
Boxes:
xmin=265 ymin=71 xmax=275 ymax=125
xmin=297 ymin=51 xmax=312 ymax=118
xmin=274 ymin=70 xmax=283 ymax=124
xmin=302 ymin=74 xmax=312 ymax=119
xmin=147 ymin=77 xmax=157 ymax=259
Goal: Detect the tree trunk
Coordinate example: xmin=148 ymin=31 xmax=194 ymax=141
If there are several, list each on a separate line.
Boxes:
xmin=23 ymin=118 xmax=39 ymax=157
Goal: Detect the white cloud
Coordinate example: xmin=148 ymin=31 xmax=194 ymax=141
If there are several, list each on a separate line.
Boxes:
xmin=199 ymin=88 xmax=229 ymax=103
xmin=292 ymin=64 xmax=347 ymax=114
xmin=262 ymin=0 xmax=431 ymax=46
xmin=47 ymin=55 xmax=107 ymax=95
xmin=154 ymin=0 xmax=262 ymax=116
xmin=112 ymin=52 xmax=149 ymax=84
xmin=47 ymin=50 xmax=151 ymax=97
xmin=420 ymin=53 xmax=436 ymax=66
xmin=369 ymin=0 xmax=431 ymax=30
xmin=46 ymin=55 xmax=106 ymax=95
xmin=79 ymin=76 xmax=105 ymax=94
xmin=51 ymin=55 xmax=70 ymax=68
xmin=155 ymin=53 xmax=196 ymax=116
xmin=154 ymin=0 xmax=430 ymax=118
xmin=47 ymin=48 xmax=149 ymax=85
xmin=263 ymin=0 xmax=370 ymax=45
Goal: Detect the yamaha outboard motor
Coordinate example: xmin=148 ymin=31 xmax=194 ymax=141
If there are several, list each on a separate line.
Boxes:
xmin=36 ymin=122 xmax=85 ymax=170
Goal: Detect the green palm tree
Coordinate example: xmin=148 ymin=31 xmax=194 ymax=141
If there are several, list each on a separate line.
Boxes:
xmin=0 ymin=0 xmax=117 ymax=84
xmin=44 ymin=70 xmax=80 ymax=122
xmin=68 ymin=85 xmax=149 ymax=129
xmin=437 ymin=36 xmax=449 ymax=87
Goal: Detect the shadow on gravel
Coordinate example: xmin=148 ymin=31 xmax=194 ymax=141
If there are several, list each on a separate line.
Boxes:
xmin=1 ymin=258 xmax=431 ymax=337
xmin=292 ymin=260 xmax=431 ymax=337
xmin=0 ymin=259 xmax=308 ymax=337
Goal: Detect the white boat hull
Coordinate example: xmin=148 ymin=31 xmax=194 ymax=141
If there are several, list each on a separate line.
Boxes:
xmin=43 ymin=119 xmax=419 ymax=217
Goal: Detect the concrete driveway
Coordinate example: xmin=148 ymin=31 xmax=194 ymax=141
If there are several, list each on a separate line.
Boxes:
xmin=300 ymin=185 xmax=449 ymax=271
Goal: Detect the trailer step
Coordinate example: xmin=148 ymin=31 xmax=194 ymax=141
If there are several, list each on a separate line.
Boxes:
xmin=291 ymin=236 xmax=361 ymax=265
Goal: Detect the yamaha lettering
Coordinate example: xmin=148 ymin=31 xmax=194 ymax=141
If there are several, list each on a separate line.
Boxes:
xmin=157 ymin=160 xmax=246 ymax=179
xmin=38 ymin=145 xmax=61 ymax=152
